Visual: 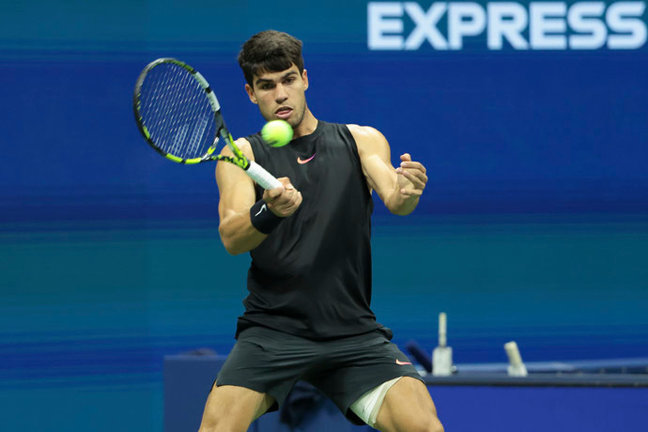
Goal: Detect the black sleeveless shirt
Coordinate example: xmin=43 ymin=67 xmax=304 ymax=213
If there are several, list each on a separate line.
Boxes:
xmin=236 ymin=120 xmax=381 ymax=340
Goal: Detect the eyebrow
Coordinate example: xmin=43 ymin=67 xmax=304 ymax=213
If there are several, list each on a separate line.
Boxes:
xmin=255 ymin=71 xmax=298 ymax=87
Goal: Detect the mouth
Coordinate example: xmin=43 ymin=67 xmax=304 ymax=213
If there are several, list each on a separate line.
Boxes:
xmin=275 ymin=106 xmax=293 ymax=120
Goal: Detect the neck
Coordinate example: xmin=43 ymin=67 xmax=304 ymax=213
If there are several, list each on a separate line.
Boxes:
xmin=292 ymin=108 xmax=318 ymax=139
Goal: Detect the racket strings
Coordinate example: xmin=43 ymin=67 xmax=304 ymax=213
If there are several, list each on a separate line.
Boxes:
xmin=139 ymin=64 xmax=217 ymax=159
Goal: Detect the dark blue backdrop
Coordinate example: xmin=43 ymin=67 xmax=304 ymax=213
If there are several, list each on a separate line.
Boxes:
xmin=2 ymin=51 xmax=647 ymax=220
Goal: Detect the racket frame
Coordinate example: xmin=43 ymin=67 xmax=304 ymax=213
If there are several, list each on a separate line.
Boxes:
xmin=133 ymin=58 xmax=281 ymax=190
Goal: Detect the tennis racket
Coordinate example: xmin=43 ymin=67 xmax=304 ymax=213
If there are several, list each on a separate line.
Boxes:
xmin=133 ymin=57 xmax=281 ymax=190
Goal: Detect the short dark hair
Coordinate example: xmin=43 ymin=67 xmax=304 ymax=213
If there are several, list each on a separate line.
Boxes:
xmin=238 ymin=30 xmax=304 ymax=86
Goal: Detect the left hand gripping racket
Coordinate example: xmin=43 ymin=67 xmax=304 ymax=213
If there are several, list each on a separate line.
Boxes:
xmin=133 ymin=58 xmax=281 ymax=190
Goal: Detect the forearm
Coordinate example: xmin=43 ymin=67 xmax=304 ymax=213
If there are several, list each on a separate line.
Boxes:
xmin=219 ymin=211 xmax=267 ymax=255
xmin=217 ymin=175 xmax=301 ymax=254
xmin=350 ymin=126 xmax=426 ymax=216
xmin=385 ymin=189 xmax=420 ymax=216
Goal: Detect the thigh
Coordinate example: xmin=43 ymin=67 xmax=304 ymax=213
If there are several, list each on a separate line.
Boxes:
xmin=374 ymin=377 xmax=444 ymax=432
xmin=199 ymin=383 xmax=274 ymax=432
xmin=216 ymin=327 xmax=318 ymax=409
xmin=308 ymin=331 xmax=421 ymax=421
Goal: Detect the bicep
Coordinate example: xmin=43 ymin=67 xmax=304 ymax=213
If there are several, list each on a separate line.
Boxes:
xmin=349 ymin=125 xmax=398 ymax=203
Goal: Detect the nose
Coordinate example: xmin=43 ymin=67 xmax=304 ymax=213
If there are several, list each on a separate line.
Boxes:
xmin=274 ymin=84 xmax=288 ymax=104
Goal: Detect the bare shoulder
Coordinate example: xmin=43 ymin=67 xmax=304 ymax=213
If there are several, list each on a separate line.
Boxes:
xmin=220 ymin=137 xmax=255 ymax=161
xmin=347 ymin=124 xmax=384 ymax=140
xmin=215 ymin=137 xmax=256 ymax=190
xmin=346 ymin=124 xmax=389 ymax=157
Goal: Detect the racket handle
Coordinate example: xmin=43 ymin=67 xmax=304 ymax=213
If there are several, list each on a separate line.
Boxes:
xmin=246 ymin=160 xmax=282 ymax=190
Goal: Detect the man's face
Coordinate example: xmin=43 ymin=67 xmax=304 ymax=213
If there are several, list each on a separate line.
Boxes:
xmin=245 ymin=64 xmax=309 ymax=128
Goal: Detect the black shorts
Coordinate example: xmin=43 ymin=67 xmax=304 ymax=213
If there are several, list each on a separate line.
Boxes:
xmin=215 ymin=326 xmax=422 ymax=424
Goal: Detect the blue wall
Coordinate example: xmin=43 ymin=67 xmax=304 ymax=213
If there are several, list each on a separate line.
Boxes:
xmin=1 ymin=1 xmax=647 ymax=430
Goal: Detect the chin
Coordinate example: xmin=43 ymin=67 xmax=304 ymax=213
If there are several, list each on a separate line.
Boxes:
xmin=287 ymin=112 xmax=304 ymax=128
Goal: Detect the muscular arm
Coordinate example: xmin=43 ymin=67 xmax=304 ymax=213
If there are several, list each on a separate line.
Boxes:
xmin=349 ymin=125 xmax=427 ymax=216
xmin=216 ymin=138 xmax=302 ymax=255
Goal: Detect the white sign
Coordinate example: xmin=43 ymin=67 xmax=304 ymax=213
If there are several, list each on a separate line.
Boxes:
xmin=368 ymin=1 xmax=647 ymax=50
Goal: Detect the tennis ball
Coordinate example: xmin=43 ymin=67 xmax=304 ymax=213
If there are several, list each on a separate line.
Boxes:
xmin=261 ymin=120 xmax=293 ymax=147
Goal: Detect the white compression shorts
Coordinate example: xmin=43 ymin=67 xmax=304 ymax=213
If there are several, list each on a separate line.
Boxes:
xmin=349 ymin=376 xmax=402 ymax=427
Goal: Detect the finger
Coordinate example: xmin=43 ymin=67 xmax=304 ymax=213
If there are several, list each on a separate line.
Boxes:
xmin=268 ymin=201 xmax=289 ymax=216
xmin=400 ymin=153 xmax=412 ymax=162
xmin=400 ymin=188 xmax=423 ymax=197
xmin=268 ymin=177 xmax=295 ymax=198
xmin=289 ymin=190 xmax=303 ymax=210
xmin=396 ymin=169 xmax=427 ymax=193
xmin=286 ymin=192 xmax=302 ymax=213
xmin=399 ymin=161 xmax=426 ymax=174
xmin=400 ymin=169 xmax=428 ymax=187
xmin=266 ymin=185 xmax=285 ymax=200
xmin=276 ymin=186 xmax=300 ymax=208
xmin=278 ymin=177 xmax=295 ymax=187
xmin=272 ymin=191 xmax=302 ymax=216
xmin=396 ymin=166 xmax=427 ymax=185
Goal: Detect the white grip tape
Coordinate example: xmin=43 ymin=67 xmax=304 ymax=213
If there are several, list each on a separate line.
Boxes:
xmin=246 ymin=160 xmax=282 ymax=190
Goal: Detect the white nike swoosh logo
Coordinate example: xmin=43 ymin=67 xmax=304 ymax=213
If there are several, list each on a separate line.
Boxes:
xmin=297 ymin=153 xmax=316 ymax=164
xmin=395 ymin=359 xmax=413 ymax=366
xmin=254 ymin=204 xmax=267 ymax=217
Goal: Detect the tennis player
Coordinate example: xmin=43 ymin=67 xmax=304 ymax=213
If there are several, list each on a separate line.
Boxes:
xmin=199 ymin=30 xmax=442 ymax=432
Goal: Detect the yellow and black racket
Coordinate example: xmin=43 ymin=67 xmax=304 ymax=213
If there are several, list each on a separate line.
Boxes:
xmin=133 ymin=58 xmax=281 ymax=190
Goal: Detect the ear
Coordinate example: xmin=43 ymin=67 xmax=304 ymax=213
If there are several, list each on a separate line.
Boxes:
xmin=245 ymin=83 xmax=258 ymax=104
xmin=302 ymin=69 xmax=309 ymax=91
